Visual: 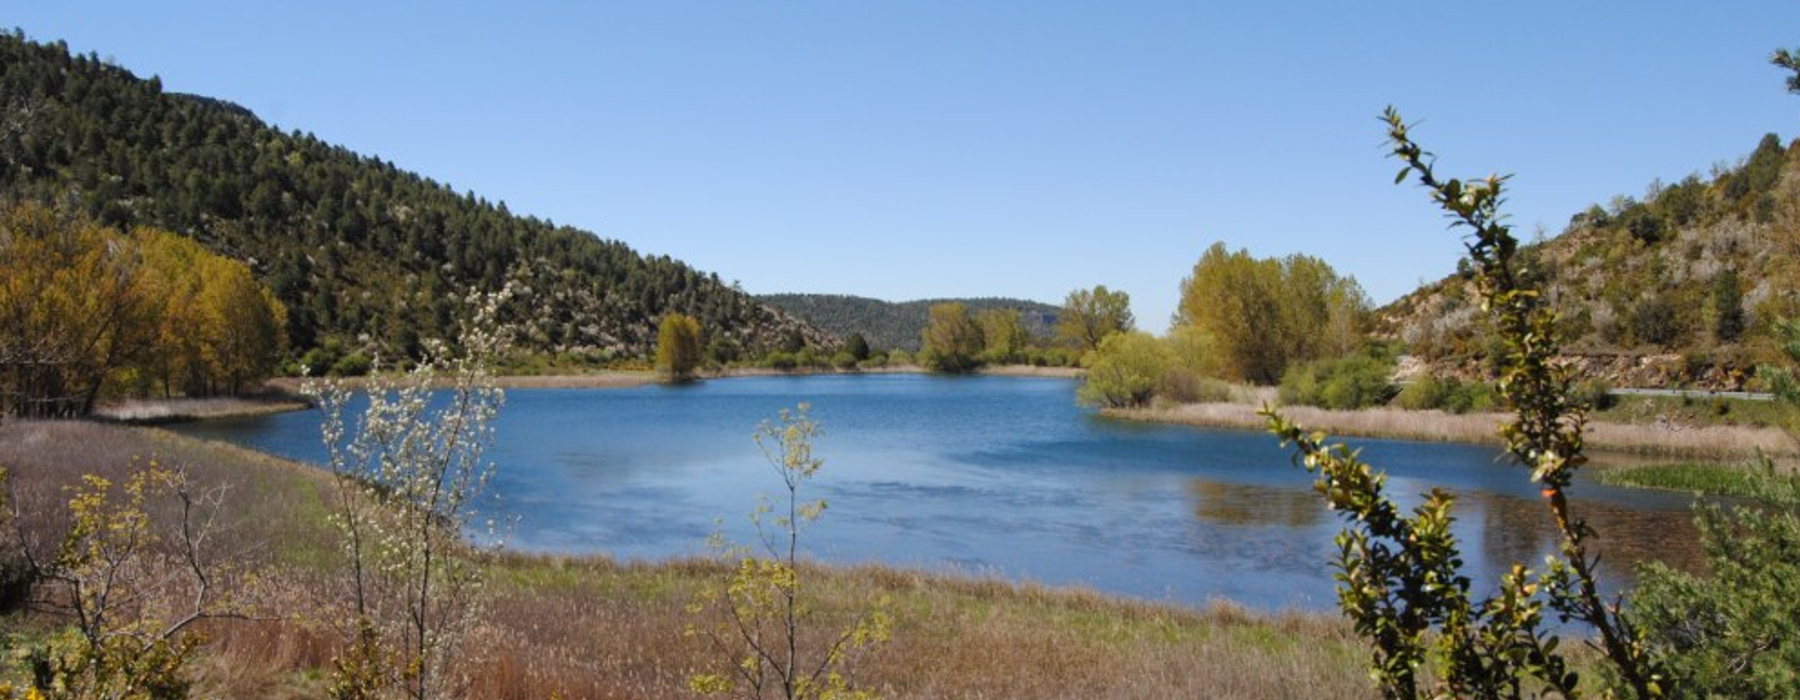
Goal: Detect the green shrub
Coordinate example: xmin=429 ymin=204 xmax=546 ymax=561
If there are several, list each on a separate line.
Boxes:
xmin=1395 ymin=376 xmax=1497 ymax=414
xmin=1158 ymin=366 xmax=1232 ymax=404
xmin=1571 ymin=379 xmax=1618 ymax=411
xmin=1441 ymin=381 xmax=1496 ymax=413
xmin=330 ymin=352 xmax=373 ymax=377
xmin=1629 ymin=502 xmax=1800 ymax=699
xmin=763 ymin=352 xmax=798 ymax=371
xmin=1279 ymin=352 xmax=1395 ymax=410
xmin=1077 ymin=331 xmax=1171 ymax=408
xmin=1396 ymin=376 xmax=1450 ymax=410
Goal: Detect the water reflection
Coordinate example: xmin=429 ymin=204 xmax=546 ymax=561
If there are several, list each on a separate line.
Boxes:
xmin=1189 ymin=480 xmax=1326 ymax=528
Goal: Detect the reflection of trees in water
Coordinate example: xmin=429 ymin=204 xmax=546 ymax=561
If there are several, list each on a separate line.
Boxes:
xmin=1185 ymin=478 xmax=1704 ymax=594
xmin=1189 ymin=480 xmax=1325 ymax=528
xmin=1465 ymin=492 xmax=1703 ymax=590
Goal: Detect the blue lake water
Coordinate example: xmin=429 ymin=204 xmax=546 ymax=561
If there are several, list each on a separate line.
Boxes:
xmin=171 ymin=374 xmax=1702 ymax=611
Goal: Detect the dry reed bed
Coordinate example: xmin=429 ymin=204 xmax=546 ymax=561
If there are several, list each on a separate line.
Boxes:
xmin=466 ymin=555 xmax=1373 ymax=700
xmin=1110 ymin=402 xmax=1800 ymax=460
xmin=0 ymin=421 xmax=1376 ymax=699
xmin=91 ymin=395 xmax=312 ymax=423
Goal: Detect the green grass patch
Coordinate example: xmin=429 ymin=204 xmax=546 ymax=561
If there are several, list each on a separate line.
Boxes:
xmin=1594 ymin=461 xmax=1800 ymax=502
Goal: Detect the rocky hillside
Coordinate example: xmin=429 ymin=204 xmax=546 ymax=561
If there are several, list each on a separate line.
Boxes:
xmin=1377 ymin=133 xmax=1800 ymax=390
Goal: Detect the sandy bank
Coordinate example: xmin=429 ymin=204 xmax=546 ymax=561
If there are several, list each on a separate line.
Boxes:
xmin=710 ymin=364 xmax=1082 ymax=379
xmin=266 ymin=371 xmax=658 ymax=393
xmin=1108 ymin=402 xmax=1800 ymax=460
xmin=979 ymin=364 xmax=1084 ymax=378
xmin=93 ymin=395 xmax=312 ymax=424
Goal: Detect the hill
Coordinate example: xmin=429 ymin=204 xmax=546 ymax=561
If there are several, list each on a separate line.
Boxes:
xmin=0 ymin=31 xmax=829 ymax=362
xmin=1376 ymin=133 xmax=1800 ymax=389
xmin=760 ymin=294 xmax=1060 ymax=352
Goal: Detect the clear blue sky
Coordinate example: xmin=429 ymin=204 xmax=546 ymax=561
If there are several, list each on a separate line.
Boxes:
xmin=12 ymin=2 xmax=1800 ymax=328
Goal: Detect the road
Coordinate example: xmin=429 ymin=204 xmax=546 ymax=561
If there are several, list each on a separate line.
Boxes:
xmin=1609 ymin=387 xmax=1773 ymax=401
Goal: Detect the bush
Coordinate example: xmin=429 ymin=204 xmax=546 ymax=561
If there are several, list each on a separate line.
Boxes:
xmin=1158 ymin=366 xmax=1232 ymax=404
xmin=1077 ymin=332 xmax=1171 ymax=408
xmin=763 ymin=352 xmax=798 ymax=371
xmin=1278 ymin=352 xmax=1395 ymax=410
xmin=329 ymin=351 xmax=373 ymax=377
xmin=1629 ymin=294 xmax=1683 ymax=347
xmin=1629 ymin=502 xmax=1800 ymax=699
xmin=1571 ymin=378 xmax=1617 ymax=411
xmin=1395 ymin=376 xmax=1450 ymax=411
xmin=1395 ymin=376 xmax=1498 ymax=414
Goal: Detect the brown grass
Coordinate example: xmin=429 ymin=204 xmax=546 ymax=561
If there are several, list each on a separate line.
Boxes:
xmin=265 ymin=371 xmax=657 ymax=393
xmin=0 ymin=421 xmax=1375 ymax=700
xmin=1112 ymin=402 xmax=1800 ymax=459
xmin=91 ymin=395 xmax=312 ymax=423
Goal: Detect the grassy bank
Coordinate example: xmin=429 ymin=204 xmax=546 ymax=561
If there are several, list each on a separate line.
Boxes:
xmin=0 ymin=420 xmax=1373 ymax=699
xmin=1109 ymin=401 xmax=1800 ymax=461
xmin=1593 ymin=461 xmax=1800 ymax=500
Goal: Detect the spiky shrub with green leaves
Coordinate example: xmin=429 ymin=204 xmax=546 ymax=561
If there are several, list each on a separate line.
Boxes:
xmin=687 ymin=404 xmax=891 ymax=700
xmin=1623 ymin=315 xmax=1800 ymax=698
xmin=1262 ymin=108 xmax=1668 ymax=700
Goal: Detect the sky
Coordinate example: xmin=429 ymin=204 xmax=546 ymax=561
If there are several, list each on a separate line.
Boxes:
xmin=10 ymin=2 xmax=1800 ymax=329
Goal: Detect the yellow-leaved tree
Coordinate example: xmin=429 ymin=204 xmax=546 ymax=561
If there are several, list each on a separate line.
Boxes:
xmin=656 ymin=312 xmax=704 ymax=381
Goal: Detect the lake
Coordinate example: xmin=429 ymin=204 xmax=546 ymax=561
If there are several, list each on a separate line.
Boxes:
xmin=172 ymin=374 xmax=1703 ymax=611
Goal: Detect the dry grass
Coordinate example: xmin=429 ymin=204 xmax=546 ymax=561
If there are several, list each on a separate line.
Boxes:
xmin=91 ymin=395 xmax=311 ymax=423
xmin=265 ymin=372 xmax=657 ymax=393
xmin=1113 ymin=402 xmax=1800 ymax=459
xmin=465 ymin=555 xmax=1372 ymax=700
xmin=0 ymin=420 xmax=1376 ymax=700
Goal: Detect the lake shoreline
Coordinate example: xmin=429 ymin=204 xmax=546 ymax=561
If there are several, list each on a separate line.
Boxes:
xmin=1106 ymin=401 xmax=1800 ymax=461
xmin=0 ymin=418 xmax=1377 ymax=699
xmin=139 ymin=365 xmax=1084 ymax=423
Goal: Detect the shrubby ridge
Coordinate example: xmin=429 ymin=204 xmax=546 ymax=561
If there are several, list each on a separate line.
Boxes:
xmin=0 ymin=30 xmax=826 ymax=364
xmin=1377 ymin=131 xmax=1800 ymax=389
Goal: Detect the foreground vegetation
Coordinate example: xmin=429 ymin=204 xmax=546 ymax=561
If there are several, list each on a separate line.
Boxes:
xmin=0 ymin=420 xmax=1375 ymax=699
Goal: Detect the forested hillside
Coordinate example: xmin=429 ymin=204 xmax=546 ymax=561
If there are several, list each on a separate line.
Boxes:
xmin=760 ymin=293 xmax=1059 ymax=351
xmin=1377 ymin=133 xmax=1800 ymax=389
xmin=0 ymin=31 xmax=827 ymax=362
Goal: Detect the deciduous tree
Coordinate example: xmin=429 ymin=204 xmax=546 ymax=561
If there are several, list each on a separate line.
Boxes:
xmin=977 ymin=308 xmax=1029 ymax=365
xmin=1054 ymin=285 xmax=1134 ymax=354
xmin=656 ymin=313 xmax=705 ymax=381
xmin=1177 ymin=243 xmax=1366 ymax=384
xmin=919 ymin=303 xmax=983 ymax=373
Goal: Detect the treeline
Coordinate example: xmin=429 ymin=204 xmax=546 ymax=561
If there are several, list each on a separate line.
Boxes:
xmin=1074 ymin=245 xmax=1370 ymax=408
xmin=0 ymin=203 xmax=286 ymax=418
xmin=1380 ymin=131 xmax=1800 ymax=387
xmin=760 ymin=293 xmax=1060 ymax=352
xmin=0 ymin=30 xmax=822 ymax=363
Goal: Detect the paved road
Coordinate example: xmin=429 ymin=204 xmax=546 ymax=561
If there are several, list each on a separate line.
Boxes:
xmin=1610 ymin=387 xmax=1773 ymax=401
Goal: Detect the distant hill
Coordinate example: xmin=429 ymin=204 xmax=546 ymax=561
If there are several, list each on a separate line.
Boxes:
xmin=0 ymin=31 xmax=829 ymax=360
xmin=759 ymin=294 xmax=1060 ymax=352
xmin=1376 ymin=133 xmax=1800 ymax=390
